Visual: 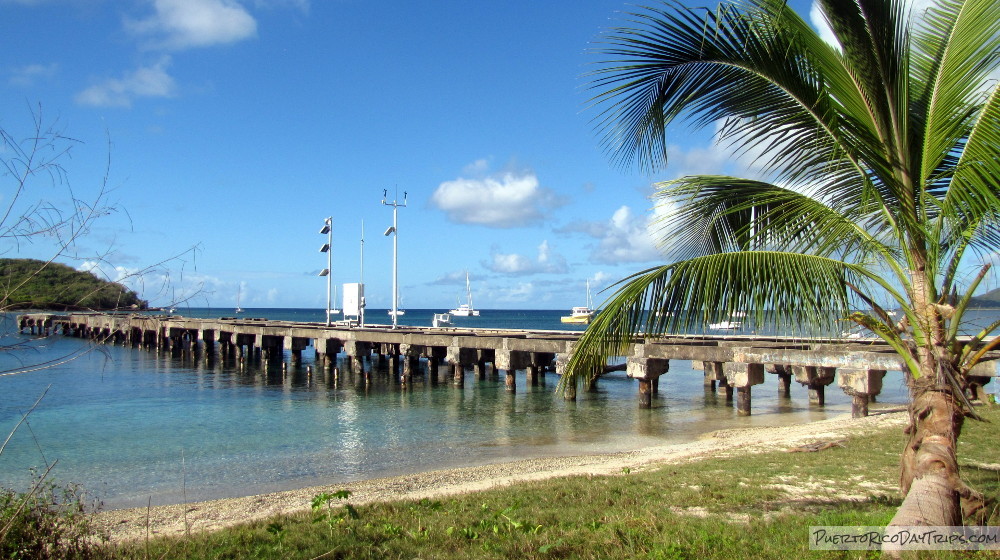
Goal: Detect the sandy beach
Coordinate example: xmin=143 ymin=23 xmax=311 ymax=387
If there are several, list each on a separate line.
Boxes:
xmin=93 ymin=408 xmax=909 ymax=542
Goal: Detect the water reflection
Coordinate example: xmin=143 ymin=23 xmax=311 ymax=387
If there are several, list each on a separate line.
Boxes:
xmin=0 ymin=334 xmax=914 ymax=510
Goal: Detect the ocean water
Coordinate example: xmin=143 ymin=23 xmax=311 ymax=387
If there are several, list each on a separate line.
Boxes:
xmin=0 ymin=307 xmax=991 ymax=510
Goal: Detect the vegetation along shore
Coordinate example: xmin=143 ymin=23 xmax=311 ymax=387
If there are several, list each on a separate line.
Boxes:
xmin=2 ymin=0 xmax=997 ymax=554
xmin=0 ymin=258 xmax=146 ymax=311
xmin=46 ymin=406 xmax=997 ymax=557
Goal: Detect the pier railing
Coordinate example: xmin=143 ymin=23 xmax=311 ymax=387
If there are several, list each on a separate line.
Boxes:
xmin=16 ymin=312 xmax=998 ymax=417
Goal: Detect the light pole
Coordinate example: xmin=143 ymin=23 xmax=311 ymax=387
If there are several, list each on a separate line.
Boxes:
xmin=382 ymin=189 xmax=406 ymax=329
xmin=319 ymin=217 xmax=332 ymax=326
xmin=359 ymin=220 xmax=365 ymax=328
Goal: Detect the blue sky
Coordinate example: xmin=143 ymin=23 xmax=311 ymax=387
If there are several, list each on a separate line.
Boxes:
xmin=3 ymin=0 xmax=821 ymax=312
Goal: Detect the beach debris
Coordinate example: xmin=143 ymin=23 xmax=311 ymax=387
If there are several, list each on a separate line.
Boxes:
xmin=786 ymin=440 xmax=846 ymax=453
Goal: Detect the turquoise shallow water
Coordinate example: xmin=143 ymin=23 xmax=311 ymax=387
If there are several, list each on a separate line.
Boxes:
xmin=4 ymin=307 xmax=994 ymax=509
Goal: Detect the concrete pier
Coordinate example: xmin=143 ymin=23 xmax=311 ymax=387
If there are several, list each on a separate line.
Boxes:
xmin=15 ymin=312 xmax=999 ymax=417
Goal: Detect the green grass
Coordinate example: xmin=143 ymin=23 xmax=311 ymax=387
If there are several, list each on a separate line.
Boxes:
xmin=108 ymin=406 xmax=1000 ymax=559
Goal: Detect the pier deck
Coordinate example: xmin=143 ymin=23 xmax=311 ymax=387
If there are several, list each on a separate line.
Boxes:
xmin=16 ymin=312 xmax=998 ymax=417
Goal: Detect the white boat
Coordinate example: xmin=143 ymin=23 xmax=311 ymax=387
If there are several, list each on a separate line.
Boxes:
xmin=388 ymin=309 xmax=406 ymax=316
xmin=561 ymin=306 xmax=595 ymax=324
xmin=450 ymin=271 xmax=480 ymax=316
xmin=235 ymin=285 xmax=244 ymax=314
xmin=432 ymin=313 xmax=452 ymax=327
xmin=450 ymin=304 xmax=478 ymax=316
xmin=561 ymin=280 xmax=596 ymax=324
xmin=709 ymin=312 xmax=745 ymax=330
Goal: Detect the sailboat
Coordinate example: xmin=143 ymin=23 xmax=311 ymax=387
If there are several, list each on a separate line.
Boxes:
xmin=561 ymin=279 xmax=596 ymax=324
xmin=235 ymin=285 xmax=244 ymax=314
xmin=449 ymin=271 xmax=480 ymax=316
xmin=388 ymin=293 xmax=405 ymax=316
xmin=708 ymin=319 xmax=742 ymax=330
xmin=330 ymin=283 xmax=341 ymax=315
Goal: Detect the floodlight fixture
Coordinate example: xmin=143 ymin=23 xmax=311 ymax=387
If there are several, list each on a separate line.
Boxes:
xmin=319 ymin=216 xmax=333 ymax=325
xmin=381 ymin=189 xmax=407 ymax=328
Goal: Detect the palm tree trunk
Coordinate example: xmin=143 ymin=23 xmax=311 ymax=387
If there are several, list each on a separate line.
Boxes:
xmin=888 ymin=372 xmax=964 ymax=528
xmin=887 ymin=272 xmax=969 ymax=527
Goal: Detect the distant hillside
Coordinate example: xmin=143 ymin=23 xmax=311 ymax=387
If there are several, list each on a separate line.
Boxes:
xmin=0 ymin=258 xmax=147 ymax=311
xmin=968 ymin=286 xmax=1000 ymax=308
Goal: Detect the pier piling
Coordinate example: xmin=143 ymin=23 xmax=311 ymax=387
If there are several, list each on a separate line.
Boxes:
xmin=17 ymin=312 xmax=995 ymax=417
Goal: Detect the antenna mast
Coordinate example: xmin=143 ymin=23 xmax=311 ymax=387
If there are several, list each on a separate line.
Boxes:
xmin=382 ymin=189 xmax=407 ymax=328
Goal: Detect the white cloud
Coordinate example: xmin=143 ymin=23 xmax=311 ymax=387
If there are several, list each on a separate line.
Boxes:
xmin=78 ymin=261 xmax=138 ymax=284
xmin=126 ymin=0 xmax=258 ymax=50
xmin=462 ymin=158 xmax=490 ymax=175
xmin=487 ymin=253 xmax=535 ymax=274
xmin=266 ymin=287 xmax=279 ymax=303
xmin=809 ymin=2 xmax=839 ymax=48
xmin=572 ymin=205 xmax=662 ymax=265
xmin=77 ymin=260 xmax=234 ymax=306
xmin=555 ymin=220 xmax=606 ymax=238
xmin=75 ymin=57 xmax=176 ymax=107
xmin=431 ymin=169 xmax=562 ymax=228
xmin=809 ymin=0 xmax=980 ymax=52
xmin=483 ymin=240 xmax=568 ymax=275
xmin=8 ymin=63 xmax=57 ymax=87
xmin=429 ymin=270 xmax=471 ymax=286
xmin=251 ymin=0 xmax=310 ymax=12
xmin=591 ymin=270 xmax=614 ymax=290
xmin=490 ymin=281 xmax=539 ymax=304
xmin=664 ymin=141 xmax=733 ymax=178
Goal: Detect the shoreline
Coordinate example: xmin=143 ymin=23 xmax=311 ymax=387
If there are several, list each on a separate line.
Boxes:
xmin=93 ymin=408 xmax=909 ymax=543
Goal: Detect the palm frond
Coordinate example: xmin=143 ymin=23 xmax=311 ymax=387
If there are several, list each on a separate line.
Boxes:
xmin=579 ymin=0 xmax=999 ymax=395
xmin=561 ymin=252 xmax=871 ymax=388
xmin=938 ymin=84 xmax=1000 ymax=253
xmin=586 ymin=0 xmax=872 ymax=185
xmin=915 ymin=0 xmax=1000 ymax=187
xmin=651 ymin=175 xmax=899 ymax=263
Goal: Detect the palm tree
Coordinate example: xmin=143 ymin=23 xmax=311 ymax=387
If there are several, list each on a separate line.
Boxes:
xmin=566 ymin=0 xmax=999 ymax=528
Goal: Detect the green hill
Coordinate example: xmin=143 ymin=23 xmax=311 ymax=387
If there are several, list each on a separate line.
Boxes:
xmin=0 ymin=258 xmax=147 ymax=311
xmin=967 ymin=286 xmax=1000 ymax=308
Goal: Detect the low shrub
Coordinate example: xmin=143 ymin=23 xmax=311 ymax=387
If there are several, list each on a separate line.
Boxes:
xmin=0 ymin=475 xmax=107 ymax=559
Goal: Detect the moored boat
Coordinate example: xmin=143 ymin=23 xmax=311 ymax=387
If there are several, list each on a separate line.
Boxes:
xmin=561 ymin=279 xmax=596 ymax=324
xmin=432 ymin=313 xmax=452 ymax=327
xmin=709 ymin=312 xmax=745 ymax=330
xmin=561 ymin=306 xmax=595 ymax=324
xmin=450 ymin=271 xmax=480 ymax=316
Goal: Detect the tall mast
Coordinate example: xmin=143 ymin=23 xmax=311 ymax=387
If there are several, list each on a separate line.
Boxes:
xmin=360 ymin=220 xmax=365 ymax=327
xmin=466 ymin=270 xmax=472 ymax=308
xmin=382 ymin=189 xmax=406 ymax=329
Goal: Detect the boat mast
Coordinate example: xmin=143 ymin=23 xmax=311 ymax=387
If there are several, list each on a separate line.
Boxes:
xmin=466 ymin=271 xmax=473 ymax=309
xmin=360 ymin=220 xmax=365 ymax=327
